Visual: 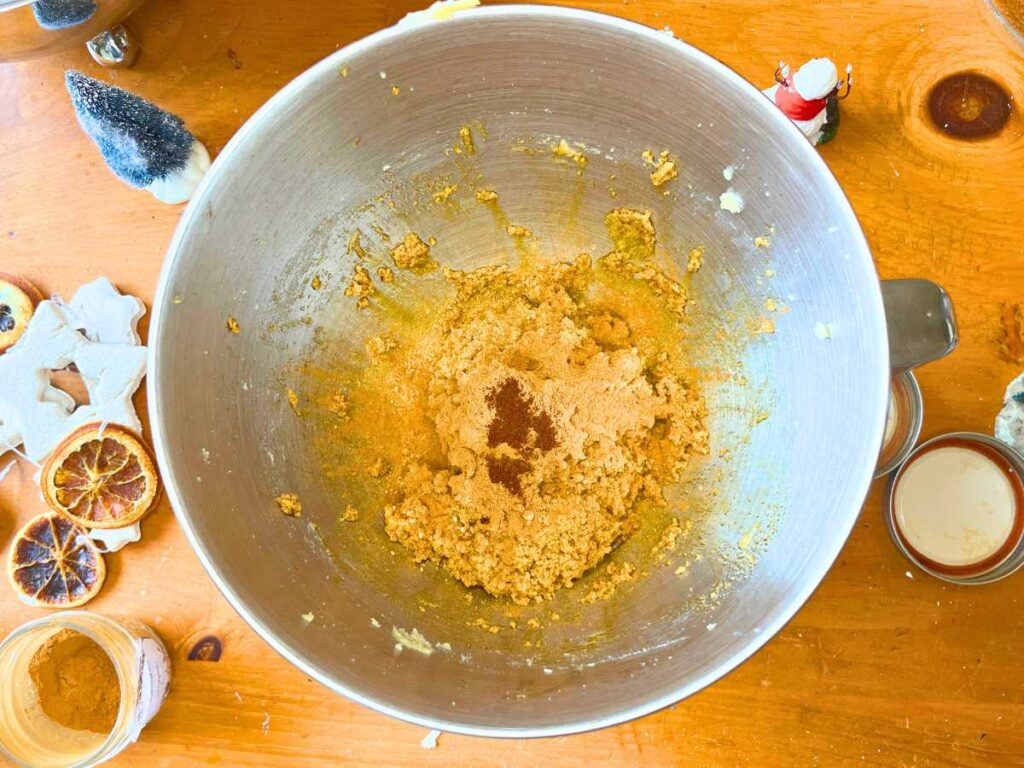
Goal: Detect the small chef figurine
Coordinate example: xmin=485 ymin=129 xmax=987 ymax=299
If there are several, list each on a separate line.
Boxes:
xmin=762 ymin=58 xmax=853 ymax=145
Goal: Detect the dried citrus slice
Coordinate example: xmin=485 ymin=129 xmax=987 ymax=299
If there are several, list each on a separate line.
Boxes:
xmin=41 ymin=423 xmax=160 ymax=529
xmin=7 ymin=512 xmax=106 ymax=608
xmin=0 ymin=272 xmax=43 ymax=354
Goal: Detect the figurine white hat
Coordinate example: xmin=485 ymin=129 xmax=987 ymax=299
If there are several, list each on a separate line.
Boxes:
xmin=792 ymin=58 xmax=839 ymax=101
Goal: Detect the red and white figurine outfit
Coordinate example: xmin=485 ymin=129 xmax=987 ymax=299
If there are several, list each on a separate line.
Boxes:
xmin=762 ymin=58 xmax=852 ymax=145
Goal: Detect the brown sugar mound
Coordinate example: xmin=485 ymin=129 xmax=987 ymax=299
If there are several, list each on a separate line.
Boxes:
xmin=381 ymin=244 xmax=708 ymax=604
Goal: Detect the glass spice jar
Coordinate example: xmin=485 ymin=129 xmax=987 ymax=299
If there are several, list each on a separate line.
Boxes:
xmin=0 ymin=611 xmax=170 ymax=768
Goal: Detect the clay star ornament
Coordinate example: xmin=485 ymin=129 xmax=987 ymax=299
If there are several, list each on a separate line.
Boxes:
xmin=66 ymin=276 xmax=146 ymax=345
xmin=0 ymin=301 xmax=146 ymax=463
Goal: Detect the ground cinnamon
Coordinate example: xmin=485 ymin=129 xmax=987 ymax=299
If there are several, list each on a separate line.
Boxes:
xmin=29 ymin=629 xmax=120 ymax=734
xmin=485 ymin=377 xmax=557 ymax=494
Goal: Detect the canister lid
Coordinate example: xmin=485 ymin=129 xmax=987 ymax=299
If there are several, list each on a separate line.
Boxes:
xmin=885 ymin=432 xmax=1024 ymax=584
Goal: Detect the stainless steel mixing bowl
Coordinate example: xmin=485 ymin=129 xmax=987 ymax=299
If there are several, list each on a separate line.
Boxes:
xmin=150 ymin=5 xmax=942 ymax=736
xmin=0 ymin=0 xmax=144 ymax=62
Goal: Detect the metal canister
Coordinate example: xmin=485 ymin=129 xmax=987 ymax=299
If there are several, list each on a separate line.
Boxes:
xmin=874 ymin=370 xmax=923 ymax=479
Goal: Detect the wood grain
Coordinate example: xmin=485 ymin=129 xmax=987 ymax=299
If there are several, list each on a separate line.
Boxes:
xmin=2 ymin=0 xmax=1024 ymax=765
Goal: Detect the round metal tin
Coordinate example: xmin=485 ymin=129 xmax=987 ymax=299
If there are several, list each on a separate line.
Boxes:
xmin=885 ymin=431 xmax=1024 ymax=584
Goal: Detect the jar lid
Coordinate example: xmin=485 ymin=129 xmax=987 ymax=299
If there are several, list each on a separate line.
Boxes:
xmin=874 ymin=370 xmax=923 ymax=478
xmin=885 ymin=432 xmax=1024 ymax=584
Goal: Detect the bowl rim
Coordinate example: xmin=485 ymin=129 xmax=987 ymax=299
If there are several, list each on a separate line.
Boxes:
xmin=0 ymin=1 xmax=37 ymax=12
xmin=148 ymin=2 xmax=888 ymax=738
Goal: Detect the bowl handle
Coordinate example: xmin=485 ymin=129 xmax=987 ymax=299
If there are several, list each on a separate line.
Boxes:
xmin=881 ymin=279 xmax=958 ymax=372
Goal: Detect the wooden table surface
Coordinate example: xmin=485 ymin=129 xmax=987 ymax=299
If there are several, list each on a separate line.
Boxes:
xmin=2 ymin=0 xmax=1024 ymax=765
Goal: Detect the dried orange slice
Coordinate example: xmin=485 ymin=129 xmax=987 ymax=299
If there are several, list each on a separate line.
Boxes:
xmin=41 ymin=423 xmax=160 ymax=529
xmin=7 ymin=512 xmax=106 ymax=608
xmin=0 ymin=272 xmax=43 ymax=354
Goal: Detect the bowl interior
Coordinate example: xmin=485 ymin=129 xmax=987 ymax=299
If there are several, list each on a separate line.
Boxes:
xmin=151 ymin=7 xmax=888 ymax=735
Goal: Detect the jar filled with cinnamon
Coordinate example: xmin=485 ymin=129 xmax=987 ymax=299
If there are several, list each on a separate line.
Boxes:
xmin=0 ymin=611 xmax=170 ymax=768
